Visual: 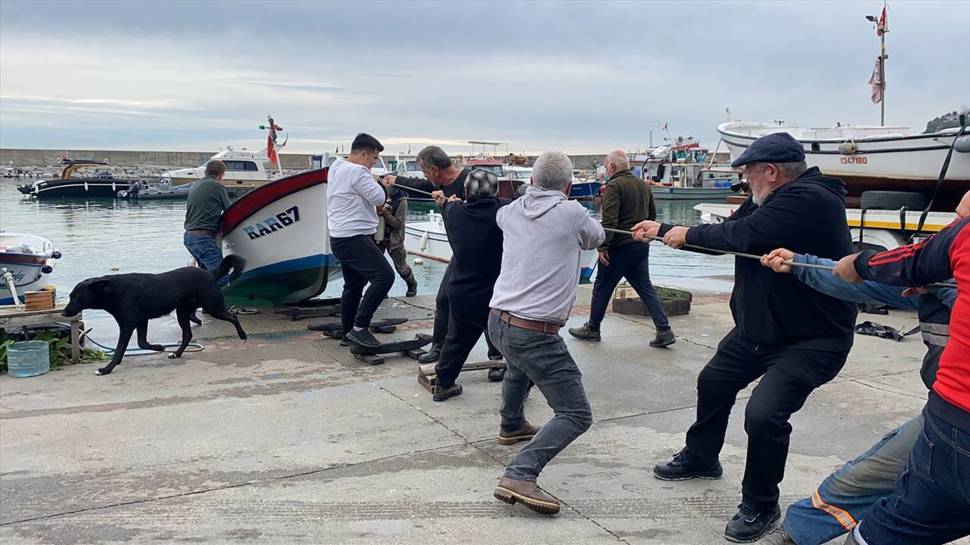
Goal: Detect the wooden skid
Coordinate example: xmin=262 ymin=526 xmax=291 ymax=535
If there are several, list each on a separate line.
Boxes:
xmin=417 ymin=360 xmax=506 ymax=393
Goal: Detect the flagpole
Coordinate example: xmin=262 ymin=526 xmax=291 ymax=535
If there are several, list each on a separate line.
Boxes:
xmin=879 ymin=14 xmax=886 ymax=126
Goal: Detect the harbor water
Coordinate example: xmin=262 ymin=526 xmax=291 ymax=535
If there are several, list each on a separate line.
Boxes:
xmin=0 ymin=180 xmax=733 ymax=345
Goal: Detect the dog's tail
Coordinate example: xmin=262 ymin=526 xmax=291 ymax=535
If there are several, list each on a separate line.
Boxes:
xmin=213 ymin=255 xmax=246 ymax=282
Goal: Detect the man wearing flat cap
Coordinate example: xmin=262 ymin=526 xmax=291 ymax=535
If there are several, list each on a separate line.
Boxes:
xmin=632 ymin=132 xmax=858 ymax=542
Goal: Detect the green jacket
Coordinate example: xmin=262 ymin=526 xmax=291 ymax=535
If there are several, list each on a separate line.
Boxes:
xmin=599 ymin=170 xmax=656 ymax=251
xmin=184 ymin=177 xmax=231 ymax=232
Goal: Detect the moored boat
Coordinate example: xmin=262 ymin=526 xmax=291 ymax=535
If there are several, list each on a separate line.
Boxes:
xmin=17 ymin=159 xmax=135 ymax=199
xmin=218 ymin=168 xmax=337 ymax=306
xmin=0 ymin=232 xmax=61 ymax=305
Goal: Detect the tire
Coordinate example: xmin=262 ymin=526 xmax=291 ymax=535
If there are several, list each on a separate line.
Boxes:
xmin=860 ymin=190 xmax=928 ymax=211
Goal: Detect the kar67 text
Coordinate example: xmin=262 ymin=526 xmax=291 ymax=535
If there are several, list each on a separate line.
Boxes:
xmin=243 ymin=206 xmax=301 ymax=240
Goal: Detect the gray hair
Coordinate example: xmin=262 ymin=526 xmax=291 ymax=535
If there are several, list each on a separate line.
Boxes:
xmin=775 ymin=161 xmax=808 ymax=180
xmin=532 ymin=151 xmax=573 ymax=191
xmin=417 ymin=146 xmax=452 ymax=169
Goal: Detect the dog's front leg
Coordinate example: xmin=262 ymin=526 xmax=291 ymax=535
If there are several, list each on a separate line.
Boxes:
xmin=136 ymin=321 xmax=164 ymax=352
xmin=98 ymin=327 xmax=133 ymax=375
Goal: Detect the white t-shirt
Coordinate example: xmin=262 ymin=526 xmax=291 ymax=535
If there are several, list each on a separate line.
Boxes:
xmin=327 ymin=157 xmax=386 ymax=238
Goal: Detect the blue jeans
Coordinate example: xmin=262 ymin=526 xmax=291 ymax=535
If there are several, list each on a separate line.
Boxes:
xmin=488 ymin=311 xmax=593 ymax=481
xmin=782 ymin=415 xmax=922 ymax=544
xmin=589 ymin=243 xmax=669 ymax=330
xmin=183 ymin=232 xmax=228 ymax=287
xmin=853 ymin=397 xmax=970 ymax=545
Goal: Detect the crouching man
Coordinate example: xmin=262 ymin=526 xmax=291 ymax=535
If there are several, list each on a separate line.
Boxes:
xmin=488 ymin=151 xmax=606 ymax=515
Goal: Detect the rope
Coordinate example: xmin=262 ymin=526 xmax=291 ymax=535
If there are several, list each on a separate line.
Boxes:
xmin=603 ymin=227 xmax=958 ymax=289
xmin=76 ymin=326 xmax=204 ymax=356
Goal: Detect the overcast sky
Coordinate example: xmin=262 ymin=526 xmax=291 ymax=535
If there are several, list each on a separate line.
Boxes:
xmin=1 ymin=0 xmax=968 ymax=155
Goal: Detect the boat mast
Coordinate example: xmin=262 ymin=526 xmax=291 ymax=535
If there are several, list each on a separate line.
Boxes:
xmin=866 ymin=4 xmax=888 ymax=126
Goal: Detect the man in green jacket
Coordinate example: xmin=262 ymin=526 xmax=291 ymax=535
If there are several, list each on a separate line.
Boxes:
xmin=183 ymin=160 xmax=232 ymax=286
xmin=569 ymin=150 xmax=674 ymax=347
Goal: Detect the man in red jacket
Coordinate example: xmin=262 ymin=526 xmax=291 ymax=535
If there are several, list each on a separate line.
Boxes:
xmin=833 ymin=202 xmax=970 ymax=545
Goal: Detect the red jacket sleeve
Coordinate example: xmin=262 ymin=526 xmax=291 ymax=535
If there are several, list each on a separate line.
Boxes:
xmin=854 ymin=217 xmax=970 ymax=286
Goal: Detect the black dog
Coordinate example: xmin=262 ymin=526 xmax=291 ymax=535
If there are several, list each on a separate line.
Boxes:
xmin=63 ymin=256 xmax=248 ymax=375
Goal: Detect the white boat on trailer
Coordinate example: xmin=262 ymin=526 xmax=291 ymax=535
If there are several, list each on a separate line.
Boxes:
xmin=717 ymin=119 xmax=970 ymax=209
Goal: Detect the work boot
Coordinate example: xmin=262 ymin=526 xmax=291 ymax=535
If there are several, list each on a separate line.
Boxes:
xmin=760 ymin=528 xmax=795 ymax=545
xmin=724 ymin=503 xmax=780 ymax=543
xmin=493 ymin=477 xmax=560 ymax=515
xmin=345 ymin=328 xmax=381 ymax=349
xmin=653 ymin=448 xmax=723 ymax=481
xmin=433 ymin=382 xmax=463 ymax=402
xmin=568 ymin=322 xmax=601 ymax=342
xmin=417 ymin=342 xmax=442 ymax=363
xmin=650 ymin=327 xmax=676 ymax=348
xmin=498 ymin=421 xmax=540 ymax=445
xmin=487 ymin=367 xmax=506 ymax=382
xmin=404 ymin=273 xmax=418 ymax=297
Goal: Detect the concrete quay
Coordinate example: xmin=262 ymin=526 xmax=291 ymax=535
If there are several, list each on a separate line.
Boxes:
xmin=1 ymin=286 xmax=963 ymax=545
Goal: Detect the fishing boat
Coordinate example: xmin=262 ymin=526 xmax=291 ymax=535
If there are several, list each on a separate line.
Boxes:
xmin=503 ymin=166 xmax=531 ymax=198
xmin=717 ymin=119 xmax=970 ymax=209
xmin=404 ymin=210 xmax=601 ymax=284
xmin=17 ymin=159 xmax=135 ymax=199
xmin=0 ymin=232 xmax=61 ymax=305
xmin=218 ymin=168 xmax=337 ymax=306
xmin=641 ymin=138 xmax=737 ymax=201
xmin=569 ymin=170 xmax=603 ymax=199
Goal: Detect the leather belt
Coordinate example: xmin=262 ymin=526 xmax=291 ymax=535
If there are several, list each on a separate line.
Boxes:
xmin=492 ymin=310 xmax=561 ymax=335
xmin=186 ymin=229 xmax=218 ymax=236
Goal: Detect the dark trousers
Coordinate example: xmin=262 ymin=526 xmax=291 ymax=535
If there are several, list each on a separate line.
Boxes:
xmin=434 ymin=306 xmax=490 ymax=387
xmin=589 ymin=243 xmax=669 ymax=330
xmin=685 ymin=331 xmax=847 ymax=509
xmin=858 ymin=399 xmax=970 ymax=545
xmin=330 ymin=234 xmax=394 ymax=334
xmin=432 ymin=264 xmax=501 ymax=358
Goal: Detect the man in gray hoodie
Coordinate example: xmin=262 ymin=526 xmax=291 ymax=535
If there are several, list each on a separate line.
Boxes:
xmin=488 ymin=151 xmax=606 ymax=515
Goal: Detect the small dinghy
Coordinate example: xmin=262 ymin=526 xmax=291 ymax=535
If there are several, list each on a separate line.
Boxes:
xmin=0 ymin=232 xmax=61 ymax=305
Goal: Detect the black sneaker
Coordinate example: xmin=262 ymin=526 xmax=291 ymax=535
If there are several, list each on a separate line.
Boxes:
xmin=650 ymin=328 xmax=676 ymax=348
xmin=653 ymin=449 xmax=723 ymax=481
xmin=433 ymin=382 xmax=463 ymax=402
xmin=568 ymin=323 xmax=601 ymax=341
xmin=417 ymin=343 xmax=442 ymax=363
xmin=724 ymin=503 xmax=780 ymax=543
xmin=345 ymin=328 xmax=381 ymax=349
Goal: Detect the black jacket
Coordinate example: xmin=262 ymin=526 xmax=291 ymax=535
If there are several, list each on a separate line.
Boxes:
xmin=599 ymin=170 xmax=656 ymax=252
xmin=441 ymin=197 xmax=504 ymax=315
xmin=661 ymin=167 xmax=857 ymax=350
xmin=395 ymin=168 xmax=469 ymax=202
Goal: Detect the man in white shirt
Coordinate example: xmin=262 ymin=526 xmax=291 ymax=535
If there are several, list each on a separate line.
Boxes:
xmin=327 ymin=133 xmax=394 ymax=348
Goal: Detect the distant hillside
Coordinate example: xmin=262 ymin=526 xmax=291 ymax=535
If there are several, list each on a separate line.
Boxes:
xmin=924 ymin=110 xmax=968 ymax=133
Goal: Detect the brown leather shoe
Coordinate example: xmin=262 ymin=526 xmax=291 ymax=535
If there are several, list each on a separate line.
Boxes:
xmin=493 ymin=477 xmax=560 ymax=515
xmin=498 ymin=422 xmax=540 ymax=445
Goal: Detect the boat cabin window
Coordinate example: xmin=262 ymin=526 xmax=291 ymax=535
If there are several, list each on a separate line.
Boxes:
xmin=222 ymin=160 xmax=259 ymax=171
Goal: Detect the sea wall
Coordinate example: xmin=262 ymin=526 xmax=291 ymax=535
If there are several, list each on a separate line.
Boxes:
xmin=0 ymin=148 xmax=609 ymax=171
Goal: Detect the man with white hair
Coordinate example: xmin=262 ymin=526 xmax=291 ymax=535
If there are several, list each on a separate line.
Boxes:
xmin=569 ymin=149 xmax=674 ymax=347
xmin=488 ymin=151 xmax=605 ymax=515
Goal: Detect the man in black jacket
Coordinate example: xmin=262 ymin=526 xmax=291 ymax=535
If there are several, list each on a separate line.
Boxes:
xmin=385 ymin=146 xmax=503 ymax=374
xmin=430 ymin=169 xmax=506 ymax=401
xmin=633 ymin=132 xmax=857 ymax=543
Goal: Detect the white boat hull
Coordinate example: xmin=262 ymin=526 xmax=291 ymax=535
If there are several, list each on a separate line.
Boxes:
xmin=219 ymin=169 xmax=336 ymax=306
xmin=404 ymin=211 xmax=600 ymax=283
xmin=0 ymin=233 xmax=59 ymax=305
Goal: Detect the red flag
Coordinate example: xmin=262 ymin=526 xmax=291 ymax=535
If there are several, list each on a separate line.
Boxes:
xmin=265 ymin=117 xmax=282 ymax=165
xmin=876 ymin=5 xmax=887 ymax=35
xmin=869 ymin=56 xmax=884 ymax=104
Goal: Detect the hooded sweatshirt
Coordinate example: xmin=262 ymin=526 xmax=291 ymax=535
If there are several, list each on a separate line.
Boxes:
xmin=489 ymin=186 xmax=605 ymax=323
xmin=660 ymin=167 xmax=857 ymax=350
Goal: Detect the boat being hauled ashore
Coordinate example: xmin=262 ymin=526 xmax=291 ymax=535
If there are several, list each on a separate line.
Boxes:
xmin=218 ymin=168 xmax=338 ymax=306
